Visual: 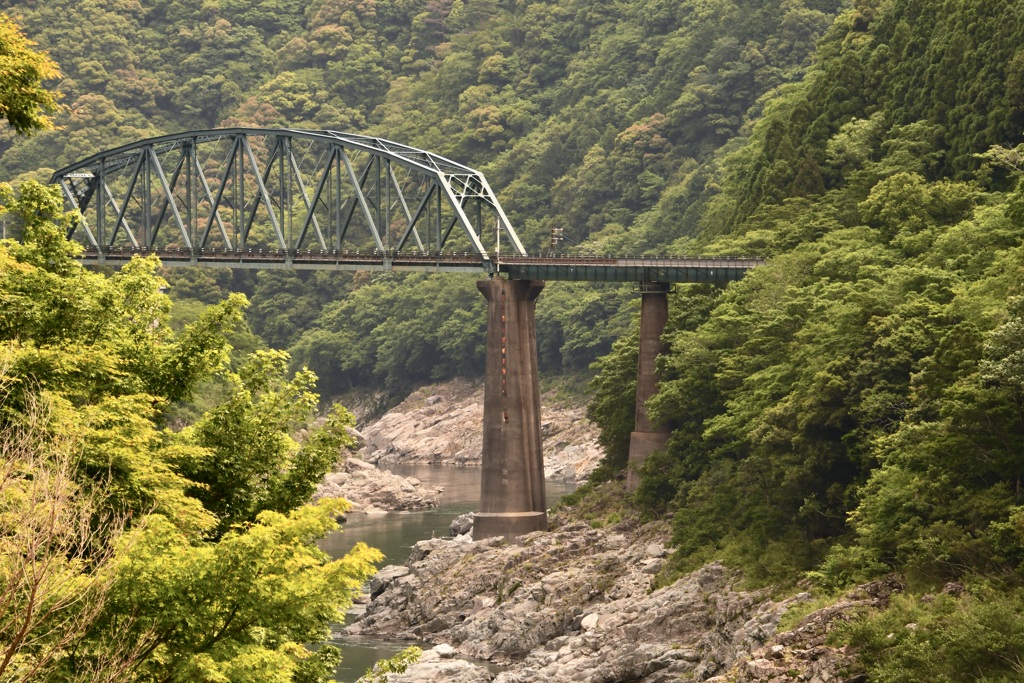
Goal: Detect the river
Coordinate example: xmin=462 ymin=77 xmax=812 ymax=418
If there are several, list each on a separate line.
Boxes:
xmin=319 ymin=464 xmax=576 ymax=682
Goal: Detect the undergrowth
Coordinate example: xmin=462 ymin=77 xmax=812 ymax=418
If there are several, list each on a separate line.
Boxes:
xmin=835 ymin=586 xmax=1024 ymax=683
xmin=550 ymin=479 xmax=640 ymax=530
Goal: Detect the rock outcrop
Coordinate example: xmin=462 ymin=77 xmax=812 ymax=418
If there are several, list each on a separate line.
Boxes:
xmin=390 ymin=646 xmax=492 ymax=683
xmin=313 ymin=377 xmax=601 ymax=513
xmin=348 ymin=514 xmax=900 ymax=683
xmin=449 ymin=512 xmax=474 ymax=537
xmin=314 ymin=456 xmax=442 ymax=513
xmin=705 ymin=576 xmax=904 ymax=683
xmin=358 ymin=379 xmax=603 ymax=483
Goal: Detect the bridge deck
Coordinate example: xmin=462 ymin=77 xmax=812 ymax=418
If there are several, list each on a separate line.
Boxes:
xmin=77 ymin=247 xmax=763 ymax=283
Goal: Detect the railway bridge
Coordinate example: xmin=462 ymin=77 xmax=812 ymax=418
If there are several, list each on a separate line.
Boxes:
xmin=51 ymin=128 xmax=763 ymax=539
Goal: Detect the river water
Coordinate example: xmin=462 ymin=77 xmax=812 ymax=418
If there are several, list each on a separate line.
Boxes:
xmin=319 ymin=464 xmax=575 ymax=682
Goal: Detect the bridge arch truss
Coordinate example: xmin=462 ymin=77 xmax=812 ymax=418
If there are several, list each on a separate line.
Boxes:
xmin=50 ymin=128 xmax=526 ymax=266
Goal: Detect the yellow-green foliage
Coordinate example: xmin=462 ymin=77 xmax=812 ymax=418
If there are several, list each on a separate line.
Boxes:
xmin=104 ymin=500 xmax=382 ymax=683
xmin=0 ymin=183 xmax=381 ymax=682
xmin=0 ymin=15 xmax=60 ymax=134
xmin=357 ymin=646 xmax=423 ymax=683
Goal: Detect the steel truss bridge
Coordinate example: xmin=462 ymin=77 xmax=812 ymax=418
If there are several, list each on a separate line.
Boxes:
xmin=49 ymin=128 xmax=766 ymax=539
xmin=50 ymin=128 xmax=763 ymax=284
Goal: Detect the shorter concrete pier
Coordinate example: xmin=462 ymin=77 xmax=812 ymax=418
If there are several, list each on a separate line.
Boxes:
xmin=475 ymin=279 xmax=547 ymax=540
xmin=626 ymin=283 xmax=672 ymax=491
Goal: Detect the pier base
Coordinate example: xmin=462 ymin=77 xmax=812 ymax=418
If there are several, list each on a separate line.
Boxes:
xmin=626 ymin=284 xmax=672 ymax=492
xmin=475 ymin=279 xmax=547 ymax=540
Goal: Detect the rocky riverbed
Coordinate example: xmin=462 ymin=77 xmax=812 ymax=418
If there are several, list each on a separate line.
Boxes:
xmin=346 ymin=504 xmax=898 ymax=683
xmin=325 ymin=379 xmax=885 ymax=682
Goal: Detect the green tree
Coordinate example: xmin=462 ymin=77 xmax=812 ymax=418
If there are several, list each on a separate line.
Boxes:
xmin=186 ymin=349 xmax=356 ymax=537
xmin=0 ymin=389 xmax=135 ymax=683
xmin=87 ymin=501 xmax=380 ymax=683
xmin=357 ymin=646 xmax=423 ymax=683
xmin=0 ymin=15 xmax=60 ymax=134
xmin=1 ymin=183 xmax=379 ymax=682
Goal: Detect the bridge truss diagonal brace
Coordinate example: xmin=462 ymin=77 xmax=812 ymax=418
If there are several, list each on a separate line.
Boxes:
xmin=59 ymin=179 xmax=97 ymax=247
xmin=110 ymin=152 xmax=146 ymax=249
xmin=199 ymin=136 xmax=242 ymax=250
xmin=193 ymin=143 xmax=232 ymax=250
xmin=295 ymin=146 xmax=337 ymax=251
xmin=478 ymin=174 xmax=525 ymax=256
xmin=241 ymin=136 xmax=285 ymax=249
xmin=104 ymin=174 xmax=138 ymax=249
xmin=287 ymin=145 xmax=326 ymax=250
xmin=437 ymin=173 xmax=489 ymax=260
xmin=387 ymin=162 xmax=425 ymax=253
xmin=340 ymin=148 xmax=385 ymax=252
xmin=148 ymin=146 xmax=191 ymax=250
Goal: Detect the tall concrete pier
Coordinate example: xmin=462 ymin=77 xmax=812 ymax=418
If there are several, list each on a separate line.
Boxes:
xmin=474 ymin=278 xmax=548 ymax=539
xmin=626 ymin=283 xmax=672 ymax=491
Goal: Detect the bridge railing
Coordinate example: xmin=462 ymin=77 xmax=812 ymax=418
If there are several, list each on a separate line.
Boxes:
xmin=75 ymin=245 xmax=764 ymax=281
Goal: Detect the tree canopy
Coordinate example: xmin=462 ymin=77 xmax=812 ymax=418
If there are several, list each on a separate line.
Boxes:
xmin=0 ymin=180 xmax=379 ymax=682
xmin=0 ymin=14 xmax=60 ymax=134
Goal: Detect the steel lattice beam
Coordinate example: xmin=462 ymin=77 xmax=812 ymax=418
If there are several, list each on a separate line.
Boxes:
xmin=50 ymin=128 xmax=527 ymax=267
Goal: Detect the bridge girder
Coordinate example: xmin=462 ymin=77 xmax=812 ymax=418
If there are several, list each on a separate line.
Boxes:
xmin=50 ymin=128 xmax=527 ymax=264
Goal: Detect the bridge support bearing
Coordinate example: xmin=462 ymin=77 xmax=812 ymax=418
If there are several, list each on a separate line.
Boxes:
xmin=475 ymin=278 xmax=547 ymax=540
xmin=627 ymin=283 xmax=672 ymax=492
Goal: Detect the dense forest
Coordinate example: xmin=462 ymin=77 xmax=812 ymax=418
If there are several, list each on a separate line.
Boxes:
xmin=3 ymin=0 xmax=1024 ymax=680
xmin=0 ymin=0 xmax=842 ymax=395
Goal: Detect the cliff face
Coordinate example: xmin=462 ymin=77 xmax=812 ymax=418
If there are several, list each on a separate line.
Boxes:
xmin=357 ymin=379 xmax=603 ymax=483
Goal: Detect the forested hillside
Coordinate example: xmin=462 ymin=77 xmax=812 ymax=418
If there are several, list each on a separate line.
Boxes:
xmin=585 ymin=1 xmax=1024 ymax=678
xmin=622 ymin=0 xmax=1024 ymax=578
xmin=4 ymin=0 xmax=1024 ymax=679
xmin=0 ymin=0 xmax=840 ymax=396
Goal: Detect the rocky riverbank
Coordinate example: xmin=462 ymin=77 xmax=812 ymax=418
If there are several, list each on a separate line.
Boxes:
xmin=346 ymin=501 xmax=899 ymax=683
xmin=328 ymin=378 xmax=885 ymax=682
xmin=314 ymin=456 xmax=443 ymax=513
xmin=357 ymin=379 xmax=603 ymax=483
